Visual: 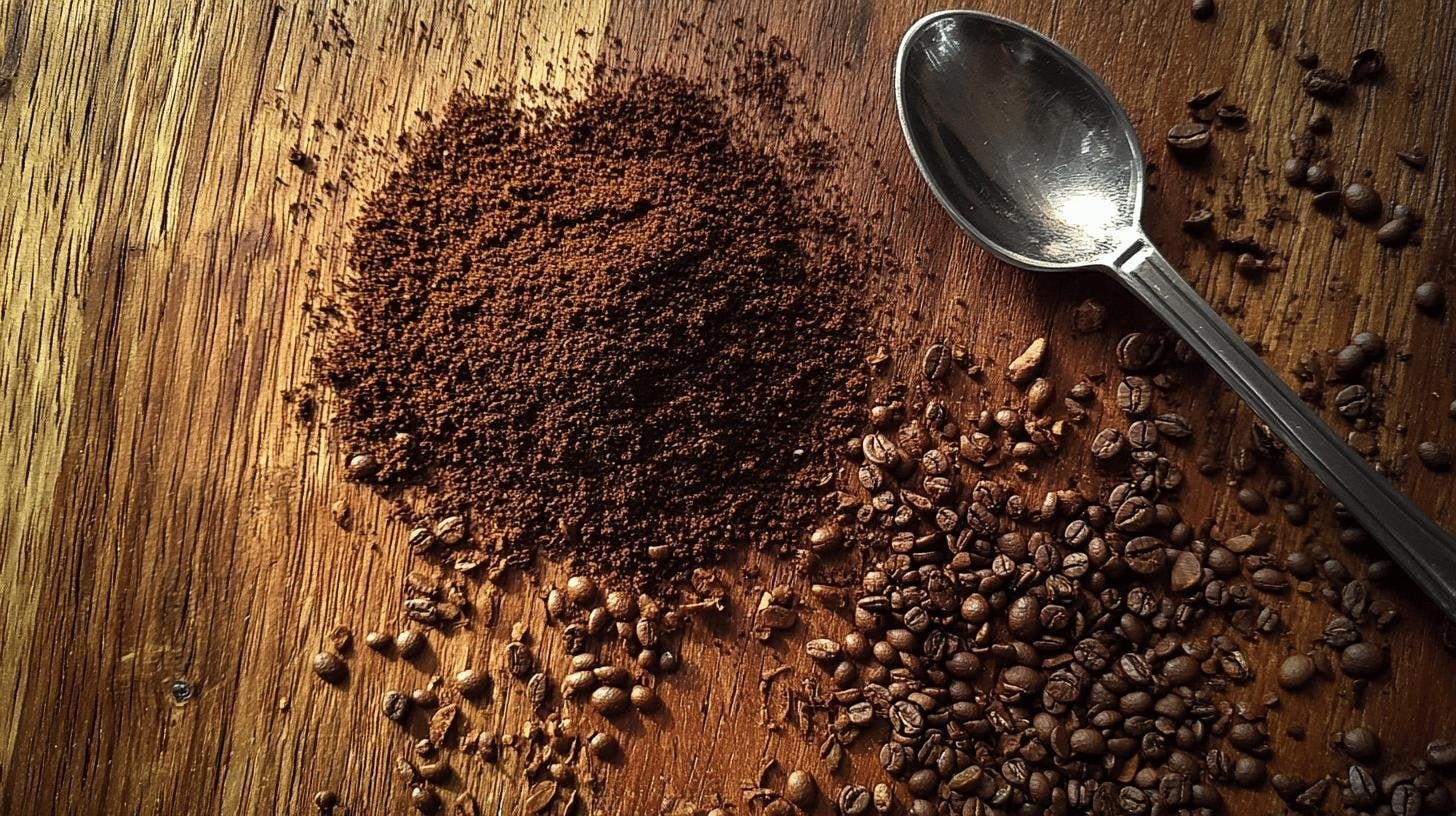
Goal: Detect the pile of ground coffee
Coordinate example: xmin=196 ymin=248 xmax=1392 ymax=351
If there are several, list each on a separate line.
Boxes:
xmin=320 ymin=74 xmax=873 ymax=589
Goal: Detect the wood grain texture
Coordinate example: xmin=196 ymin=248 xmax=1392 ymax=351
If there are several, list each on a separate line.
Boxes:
xmin=2 ymin=0 xmax=1453 ymax=814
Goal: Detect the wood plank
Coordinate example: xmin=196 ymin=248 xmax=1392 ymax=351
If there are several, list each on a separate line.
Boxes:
xmin=2 ymin=0 xmax=1453 ymax=813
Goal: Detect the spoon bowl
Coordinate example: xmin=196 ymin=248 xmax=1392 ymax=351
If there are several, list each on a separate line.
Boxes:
xmin=894 ymin=9 xmax=1456 ymax=620
xmin=896 ymin=11 xmax=1143 ymax=271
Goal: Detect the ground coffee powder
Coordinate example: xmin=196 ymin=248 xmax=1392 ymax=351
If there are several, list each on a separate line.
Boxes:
xmin=320 ymin=74 xmax=874 ymax=589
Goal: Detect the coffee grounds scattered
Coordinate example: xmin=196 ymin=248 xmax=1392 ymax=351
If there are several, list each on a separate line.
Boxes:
xmin=320 ymin=74 xmax=875 ymax=589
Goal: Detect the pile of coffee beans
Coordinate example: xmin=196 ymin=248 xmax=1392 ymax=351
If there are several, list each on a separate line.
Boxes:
xmin=794 ymin=333 xmax=1453 ymax=816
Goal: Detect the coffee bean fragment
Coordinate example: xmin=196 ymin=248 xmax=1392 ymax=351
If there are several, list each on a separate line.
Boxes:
xmin=311 ymin=651 xmax=347 ymax=684
xmin=1349 ymin=48 xmax=1385 ymax=83
xmin=1069 ymin=300 xmax=1107 ymax=336
xmin=1302 ymin=68 xmax=1349 ymax=101
xmin=1397 ymin=148 xmax=1428 ymax=170
xmin=1166 ymin=122 xmax=1212 ymax=159
xmin=382 ymin=690 xmax=412 ymax=723
xmin=1181 ymin=208 xmax=1214 ymax=234
xmin=1007 ymin=337 xmax=1047 ymax=383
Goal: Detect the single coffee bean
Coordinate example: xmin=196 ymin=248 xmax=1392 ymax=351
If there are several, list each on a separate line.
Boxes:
xmin=837 ymin=784 xmax=871 ymax=815
xmin=409 ymin=785 xmax=441 ymax=814
xmin=1304 ymin=162 xmax=1335 ymax=191
xmin=1332 ymin=344 xmax=1368 ymax=377
xmin=1167 ymin=123 xmax=1212 ymax=159
xmin=590 ymin=685 xmax=630 ymax=716
xmin=1233 ymin=756 xmax=1267 ymax=787
xmin=311 ymin=651 xmax=347 ymax=684
xmin=922 ymin=343 xmax=952 ymax=381
xmin=1277 ymin=654 xmax=1315 ymax=689
xmin=1191 ymin=0 xmax=1215 ymax=20
xmin=588 ymin=731 xmax=619 ymax=759
xmin=629 ymin=684 xmax=659 ymax=711
xmin=1426 ymin=739 xmax=1456 ymax=768
xmin=565 ymin=575 xmax=598 ymax=605
xmin=395 ymin=629 xmax=425 ymax=659
xmin=1342 ymin=183 xmax=1382 ymax=221
xmin=1377 ymin=215 xmax=1416 ymax=247
xmin=344 ymin=452 xmax=378 ymax=479
xmin=364 ymin=631 xmax=390 ymax=651
xmin=1340 ymin=641 xmax=1385 ymax=677
xmin=1282 ymin=157 xmax=1308 ymax=185
xmin=1236 ymin=487 xmax=1267 ymax=514
xmin=1341 ymin=726 xmax=1382 ymax=760
xmin=1351 ymin=331 xmax=1385 ymax=359
xmin=785 ymin=770 xmax=818 ymax=808
xmin=1414 ymin=281 xmax=1446 ymax=314
xmin=453 ymin=668 xmax=490 ymax=698
xmin=1417 ymin=441 xmax=1452 ymax=471
xmin=314 ymin=790 xmax=340 ymax=811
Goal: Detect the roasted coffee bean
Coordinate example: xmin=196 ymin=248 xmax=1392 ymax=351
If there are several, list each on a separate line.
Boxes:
xmin=1415 ymin=281 xmax=1446 ymax=314
xmin=1167 ymin=123 xmax=1212 ymax=158
xmin=588 ymin=731 xmax=619 ymax=759
xmin=1282 ymin=157 xmax=1308 ymax=185
xmin=1191 ymin=0 xmax=1215 ymax=20
xmin=837 ymin=784 xmax=871 ymax=815
xmin=1341 ymin=726 xmax=1382 ymax=760
xmin=785 ymin=770 xmax=818 ymax=808
xmin=630 ymin=684 xmax=659 ymax=711
xmin=311 ymin=652 xmax=347 ymax=684
xmin=1341 ymin=641 xmax=1385 ymax=677
xmin=1278 ymin=654 xmax=1315 ymax=689
xmin=1342 ymin=183 xmax=1382 ymax=221
xmin=395 ymin=629 xmax=426 ymax=659
xmin=922 ymin=343 xmax=952 ymax=381
xmin=589 ymin=686 xmax=630 ymax=716
xmin=1426 ymin=739 xmax=1456 ymax=768
xmin=1417 ymin=441 xmax=1452 ymax=471
xmin=1305 ymin=162 xmax=1335 ymax=191
xmin=1236 ymin=487 xmax=1267 ymax=514
xmin=409 ymin=785 xmax=441 ymax=814
xmin=1233 ymin=756 xmax=1267 ymax=787
xmin=1377 ymin=215 xmax=1417 ymax=247
xmin=314 ymin=790 xmax=339 ymax=811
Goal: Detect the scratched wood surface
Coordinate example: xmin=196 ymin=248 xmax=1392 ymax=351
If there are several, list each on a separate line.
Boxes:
xmin=3 ymin=0 xmax=1455 ymax=813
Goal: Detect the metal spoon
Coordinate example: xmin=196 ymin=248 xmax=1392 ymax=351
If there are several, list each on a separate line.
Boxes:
xmin=896 ymin=9 xmax=1456 ymax=620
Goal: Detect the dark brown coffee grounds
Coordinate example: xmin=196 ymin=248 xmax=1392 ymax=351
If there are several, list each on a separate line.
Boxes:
xmin=320 ymin=74 xmax=875 ymax=590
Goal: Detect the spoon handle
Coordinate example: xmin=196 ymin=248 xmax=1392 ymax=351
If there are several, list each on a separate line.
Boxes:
xmin=1113 ymin=238 xmax=1456 ymax=622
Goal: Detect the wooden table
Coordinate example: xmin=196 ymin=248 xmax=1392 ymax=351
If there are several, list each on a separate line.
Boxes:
xmin=4 ymin=0 xmax=1455 ymax=813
